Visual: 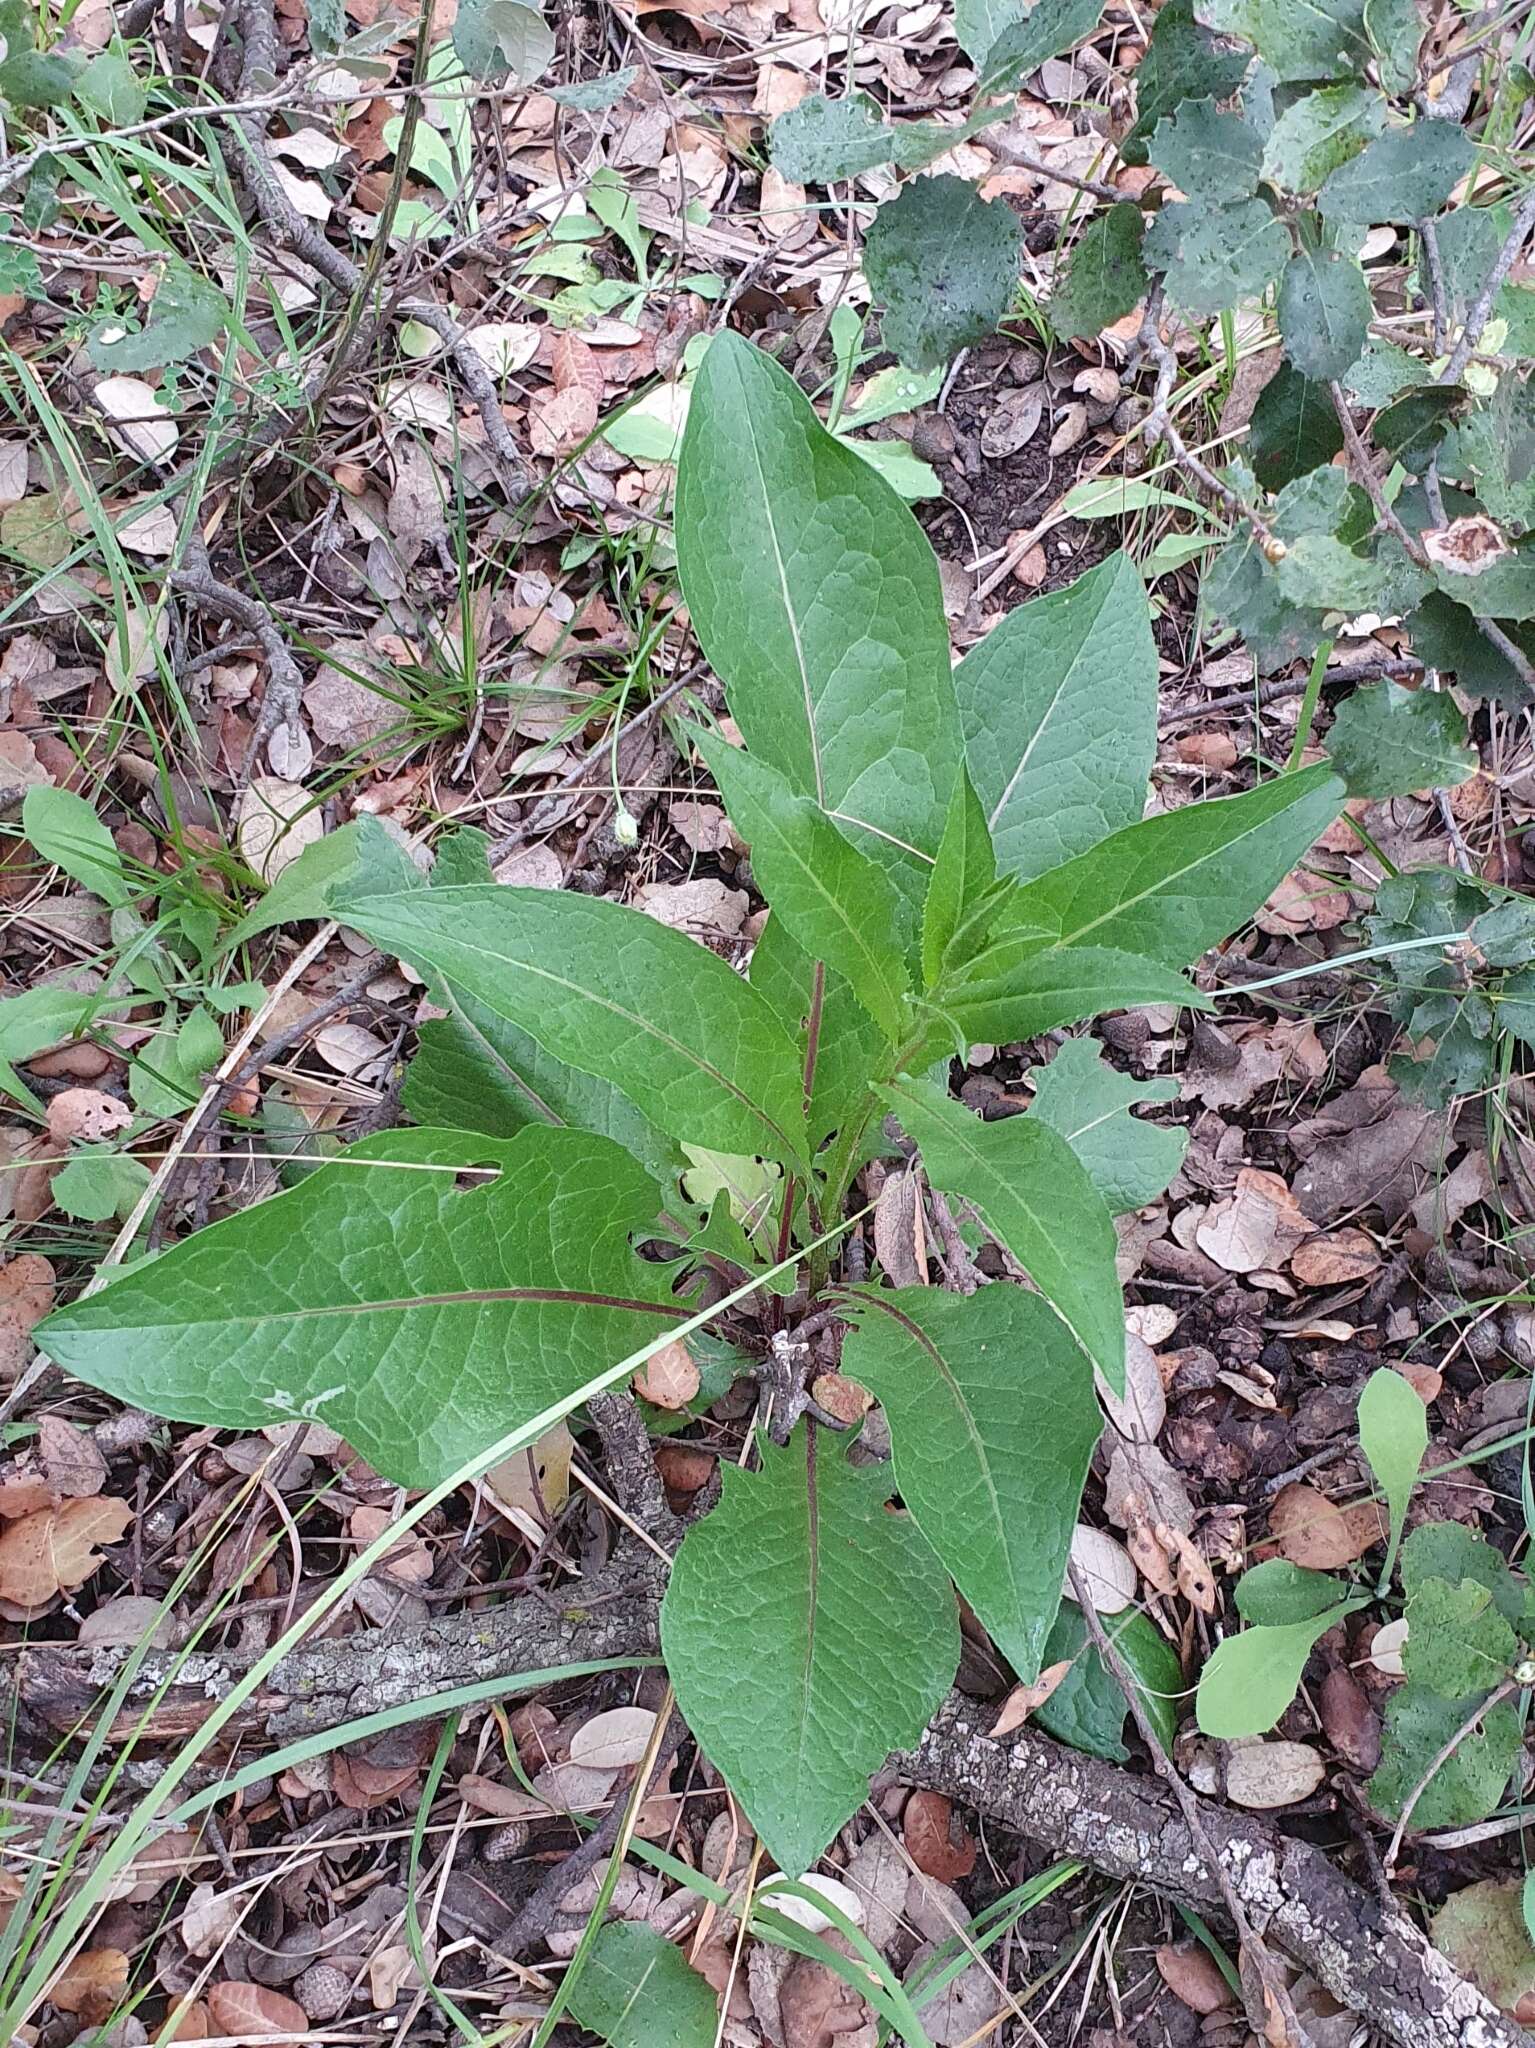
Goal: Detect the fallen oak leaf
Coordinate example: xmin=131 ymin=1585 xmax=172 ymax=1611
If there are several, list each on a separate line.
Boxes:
xmin=988 ymin=1660 xmax=1074 ymax=1738
xmin=1269 ymin=1482 xmax=1386 ymax=1570
xmin=0 ymin=1493 xmax=132 ymax=1606
xmin=205 ymin=1982 xmax=310 ymax=2036
xmin=48 ymin=1946 xmax=129 ymax=2022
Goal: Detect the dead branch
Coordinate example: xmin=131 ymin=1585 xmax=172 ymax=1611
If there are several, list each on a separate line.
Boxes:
xmin=18 ymin=1580 xmax=1533 ymax=2048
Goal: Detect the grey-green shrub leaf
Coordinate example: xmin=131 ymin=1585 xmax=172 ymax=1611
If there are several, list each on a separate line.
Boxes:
xmin=1325 ymin=683 xmax=1476 ymax=798
xmin=567 ymin=1923 xmax=719 ymax=2048
xmin=22 ymin=784 xmax=132 ymax=907
xmin=1405 ymin=1577 xmax=1516 ymax=1699
xmin=1401 ymin=1527 xmax=1519 ymax=1627
xmin=1122 ymin=0 xmax=1248 ymax=162
xmin=0 ymin=50 xmax=80 ymax=108
xmin=976 ymin=0 xmax=1106 ymax=89
xmin=922 ymin=767 xmax=999 ymax=990
xmin=1249 ymin=363 xmax=1345 ymax=489
xmin=1033 ymin=1603 xmax=1186 ymax=1759
xmin=843 ymin=1284 xmax=1102 ymax=1679
xmin=1148 ymin=97 xmax=1262 ymax=200
xmin=1197 ymin=1602 xmax=1355 ymax=1738
xmin=1370 ymin=1688 xmax=1522 ymax=1827
xmin=1261 ymin=84 xmax=1383 ymax=194
xmin=1143 ymin=198 xmax=1289 ymax=318
xmin=863 ymin=175 xmax=1021 ymax=373
xmin=453 ymin=0 xmax=553 ymax=80
xmin=690 ymin=729 xmax=913 ymax=1040
xmin=1318 ymin=119 xmax=1474 ymax=224
xmin=661 ymin=1426 xmax=958 ymax=1876
xmin=1202 ymin=0 xmax=1371 ymax=82
xmin=1363 ymin=0 xmax=1422 ymax=90
xmin=675 ymin=332 xmax=960 ymax=866
xmin=954 ymin=551 xmax=1158 ymax=882
xmin=944 ymin=942 xmax=1208 ymax=1045
xmin=990 ymin=763 xmax=1344 ymax=969
xmin=1275 ymin=532 xmax=1384 ymax=611
xmin=1028 ymin=1038 xmax=1184 ymax=1211
xmin=52 ymin=1151 xmax=151 ymax=1224
xmin=36 ymin=1127 xmax=681 ymax=1488
xmin=882 ymin=1075 xmax=1123 ymax=1391
xmin=769 ymin=92 xmax=996 ymax=183
xmin=1434 ymin=550 xmax=1535 ymax=624
xmin=1374 ymin=383 xmax=1464 ymax=465
xmin=1050 ymin=203 xmax=1148 ymax=340
xmin=1278 ymin=246 xmax=1371 ymax=380
xmin=342 ymin=885 xmax=810 ymax=1166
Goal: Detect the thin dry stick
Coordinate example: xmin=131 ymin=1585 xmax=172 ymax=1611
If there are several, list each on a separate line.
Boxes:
xmin=1327 ymin=382 xmax=1429 ymax=566
xmin=1066 ymin=1564 xmax=1314 ymax=2048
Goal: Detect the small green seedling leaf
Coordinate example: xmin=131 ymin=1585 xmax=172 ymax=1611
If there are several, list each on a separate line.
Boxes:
xmin=1197 ymin=1602 xmax=1356 ymax=1739
xmin=660 ymin=1426 xmax=958 ymax=1876
xmin=1234 ymin=1560 xmax=1349 ymax=1626
xmin=566 ymin=1921 xmax=719 ymax=2048
xmin=22 ymin=785 xmax=133 ymax=908
xmin=52 ymin=1151 xmax=152 ymax=1224
xmin=842 ymin=1284 xmax=1103 ymax=1679
xmin=1357 ymin=1367 xmax=1427 ymax=1589
xmin=863 ymin=175 xmax=1022 ymax=372
xmin=1325 ymin=684 xmax=1477 ymax=798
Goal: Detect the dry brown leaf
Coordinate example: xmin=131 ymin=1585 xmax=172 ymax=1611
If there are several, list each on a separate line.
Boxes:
xmin=874 ymin=1166 xmax=928 ymax=1288
xmin=1222 ymin=1741 xmax=1327 ymax=1809
xmin=485 ymin=1421 xmax=574 ymax=1522
xmin=528 ymin=384 xmax=600 ymax=457
xmin=570 ymin=1705 xmax=657 ymax=1771
xmin=1156 ymin=1943 xmax=1233 ymax=2015
xmin=386 ymin=438 xmax=448 ymax=547
xmin=1069 ymin=1525 xmax=1137 ymax=1611
xmin=551 ymin=330 xmax=605 ymax=406
xmin=156 ymin=1998 xmax=212 ymax=2041
xmin=1290 ymin=1228 xmax=1380 ymax=1287
xmin=988 ymin=1660 xmax=1073 ymax=1737
xmin=0 ymin=1254 xmax=55 ymax=1378
xmin=304 ymin=640 xmax=399 ymax=750
xmin=902 ymin=1789 xmax=976 ymax=1882
xmin=1319 ymin=1664 xmax=1380 ymax=1773
xmin=48 ymin=1946 xmax=129 ymax=2021
xmin=45 ymin=1088 xmax=132 ymax=1144
xmin=655 ymin=1442 xmax=713 ymax=1494
xmin=811 ymin=1371 xmax=872 ymax=1425
xmin=349 ymin=1504 xmax=433 ymax=1586
xmin=1196 ymin=1168 xmax=1311 ymax=1274
xmin=181 ymin=1882 xmax=245 ymax=1957
xmin=94 ymin=375 xmax=178 ymax=463
xmin=1269 ymin=1483 xmax=1386 ymax=1569
xmin=0 ymin=1493 xmax=132 ymax=1605
xmin=36 ymin=1414 xmax=106 ymax=1499
xmin=635 ymin=877 xmax=749 ymax=938
xmin=206 ymin=1982 xmax=310 ymax=2036
xmin=633 ymin=1338 xmax=700 ymax=1411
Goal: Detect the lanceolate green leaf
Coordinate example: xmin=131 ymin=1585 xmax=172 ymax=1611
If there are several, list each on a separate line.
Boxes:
xmin=943 ymin=941 xmax=1209 ymax=1045
xmin=691 ymin=728 xmax=913 ymax=1040
xmin=990 ymin=764 xmax=1344 ymax=969
xmin=882 ymin=1076 xmax=1124 ymax=1391
xmin=675 ymin=332 xmax=960 ymax=866
xmin=748 ymin=915 xmax=885 ymax=1152
xmin=922 ymin=767 xmax=999 ymax=989
xmin=403 ymin=984 xmax=682 ymax=1193
xmin=342 ymin=885 xmax=810 ymax=1167
xmin=954 ymin=553 xmax=1158 ymax=883
xmin=843 ymin=1284 xmax=1103 ymax=1678
xmin=661 ymin=1426 xmax=959 ymax=1875
xmin=36 ymin=1127 xmax=681 ymax=1488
